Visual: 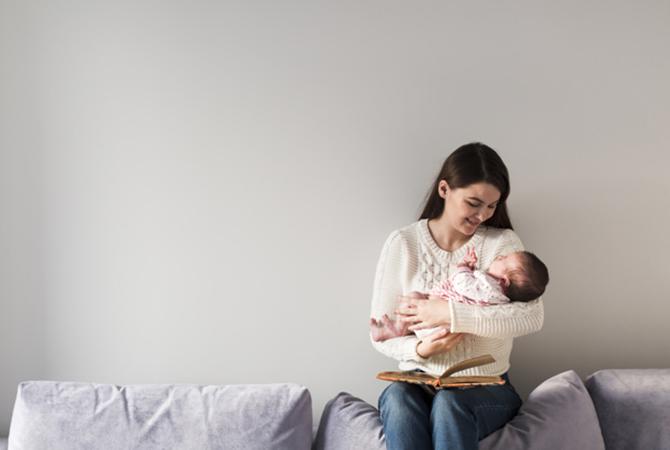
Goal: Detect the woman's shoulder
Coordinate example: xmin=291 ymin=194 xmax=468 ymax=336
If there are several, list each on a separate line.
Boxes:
xmin=479 ymin=226 xmax=525 ymax=252
xmin=380 ymin=220 xmax=424 ymax=253
xmin=386 ymin=220 xmax=424 ymax=240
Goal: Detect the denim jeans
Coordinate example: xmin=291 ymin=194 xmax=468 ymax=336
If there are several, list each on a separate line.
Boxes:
xmin=378 ymin=373 xmax=522 ymax=450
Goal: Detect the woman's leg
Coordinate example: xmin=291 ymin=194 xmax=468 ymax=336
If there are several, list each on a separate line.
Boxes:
xmin=378 ymin=382 xmax=433 ymax=450
xmin=430 ymin=381 xmax=522 ymax=450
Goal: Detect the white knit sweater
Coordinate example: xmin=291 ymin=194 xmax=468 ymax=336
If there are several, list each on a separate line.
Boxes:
xmin=370 ymin=219 xmax=544 ymax=376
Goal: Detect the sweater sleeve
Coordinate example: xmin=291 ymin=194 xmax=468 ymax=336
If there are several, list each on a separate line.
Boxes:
xmin=369 ymin=231 xmax=427 ymax=363
xmin=449 ymin=229 xmax=545 ymax=338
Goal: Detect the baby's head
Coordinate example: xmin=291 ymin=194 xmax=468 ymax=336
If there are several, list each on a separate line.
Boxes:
xmin=488 ymin=251 xmax=549 ymax=302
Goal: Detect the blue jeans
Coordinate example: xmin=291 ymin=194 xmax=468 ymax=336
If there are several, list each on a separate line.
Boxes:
xmin=378 ymin=373 xmax=521 ymax=450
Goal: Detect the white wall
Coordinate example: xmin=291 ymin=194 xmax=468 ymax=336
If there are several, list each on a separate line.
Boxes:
xmin=2 ymin=0 xmax=670 ymax=436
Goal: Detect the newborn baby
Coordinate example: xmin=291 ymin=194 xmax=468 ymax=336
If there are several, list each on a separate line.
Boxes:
xmin=370 ymin=247 xmax=549 ymax=342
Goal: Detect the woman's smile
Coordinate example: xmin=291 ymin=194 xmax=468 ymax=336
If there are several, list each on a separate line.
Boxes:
xmin=466 ymin=218 xmax=480 ymax=227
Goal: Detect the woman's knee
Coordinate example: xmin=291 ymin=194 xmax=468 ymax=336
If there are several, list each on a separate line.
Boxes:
xmin=431 ymin=387 xmax=522 ymax=439
xmin=379 ymin=382 xmax=414 ymax=408
xmin=378 ymin=383 xmax=428 ymax=416
xmin=431 ymin=390 xmax=472 ymax=420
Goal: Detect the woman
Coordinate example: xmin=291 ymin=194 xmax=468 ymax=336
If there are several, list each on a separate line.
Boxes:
xmin=370 ymin=142 xmax=544 ymax=450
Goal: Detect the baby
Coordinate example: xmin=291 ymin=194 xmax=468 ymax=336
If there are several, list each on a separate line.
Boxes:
xmin=370 ymin=247 xmax=549 ymax=342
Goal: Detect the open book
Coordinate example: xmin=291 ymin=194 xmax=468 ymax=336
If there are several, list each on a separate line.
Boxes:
xmin=376 ymin=354 xmax=505 ymax=389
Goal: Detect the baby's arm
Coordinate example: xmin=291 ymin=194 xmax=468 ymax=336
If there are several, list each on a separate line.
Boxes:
xmin=458 ymin=246 xmax=478 ymax=270
xmin=430 ymin=265 xmax=493 ymax=306
xmin=450 ymin=267 xmax=496 ymax=304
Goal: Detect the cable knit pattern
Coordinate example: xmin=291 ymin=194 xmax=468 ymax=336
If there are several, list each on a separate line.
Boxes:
xmin=370 ymin=219 xmax=544 ymax=376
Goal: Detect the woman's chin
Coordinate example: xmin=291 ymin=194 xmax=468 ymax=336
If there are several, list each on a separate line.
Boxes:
xmin=460 ymin=225 xmax=477 ymax=236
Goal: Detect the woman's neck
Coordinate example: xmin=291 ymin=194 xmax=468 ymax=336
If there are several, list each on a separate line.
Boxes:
xmin=427 ymin=217 xmax=470 ymax=252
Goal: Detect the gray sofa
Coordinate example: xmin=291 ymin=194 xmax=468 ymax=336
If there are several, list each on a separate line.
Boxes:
xmin=3 ymin=369 xmax=669 ymax=449
xmin=314 ymin=369 xmax=670 ymax=450
xmin=5 ymin=381 xmax=312 ymax=450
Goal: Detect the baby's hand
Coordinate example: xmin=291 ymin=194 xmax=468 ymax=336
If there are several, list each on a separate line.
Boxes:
xmin=460 ymin=246 xmax=478 ymax=268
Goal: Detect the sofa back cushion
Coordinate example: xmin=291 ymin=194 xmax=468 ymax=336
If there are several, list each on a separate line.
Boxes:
xmin=585 ymin=369 xmax=670 ymax=450
xmin=313 ymin=392 xmax=385 ymax=450
xmin=479 ymin=370 xmax=605 ymax=450
xmin=8 ymin=381 xmax=312 ymax=450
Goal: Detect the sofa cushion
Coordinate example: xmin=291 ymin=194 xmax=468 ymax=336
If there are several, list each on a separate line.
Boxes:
xmin=315 ymin=371 xmax=605 ymax=450
xmin=313 ymin=392 xmax=385 ymax=450
xmin=8 ymin=381 xmax=312 ymax=450
xmin=585 ymin=369 xmax=670 ymax=450
xmin=479 ymin=370 xmax=605 ymax=450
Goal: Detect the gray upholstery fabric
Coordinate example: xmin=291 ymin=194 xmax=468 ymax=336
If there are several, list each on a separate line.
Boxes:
xmin=315 ymin=372 xmax=606 ymax=450
xmin=0 ymin=436 xmax=7 ymax=450
xmin=585 ymin=369 xmax=670 ymax=450
xmin=8 ymin=381 xmax=312 ymax=450
xmin=312 ymin=392 xmax=385 ymax=450
xmin=479 ymin=370 xmax=605 ymax=450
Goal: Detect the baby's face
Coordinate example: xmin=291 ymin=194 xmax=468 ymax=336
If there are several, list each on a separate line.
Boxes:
xmin=488 ymin=252 xmax=524 ymax=279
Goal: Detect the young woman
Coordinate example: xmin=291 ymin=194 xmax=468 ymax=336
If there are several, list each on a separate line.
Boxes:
xmin=370 ymin=142 xmax=544 ymax=450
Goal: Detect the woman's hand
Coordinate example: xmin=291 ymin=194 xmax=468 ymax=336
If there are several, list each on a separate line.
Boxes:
xmin=416 ymin=328 xmax=464 ymax=358
xmin=395 ymin=295 xmax=452 ymax=331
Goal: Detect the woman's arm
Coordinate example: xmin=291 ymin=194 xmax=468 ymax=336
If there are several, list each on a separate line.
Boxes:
xmin=449 ymin=298 xmax=544 ymax=337
xmin=369 ymin=231 xmax=427 ymax=362
xmin=398 ymin=229 xmax=545 ymax=339
xmin=397 ymin=285 xmax=544 ymax=338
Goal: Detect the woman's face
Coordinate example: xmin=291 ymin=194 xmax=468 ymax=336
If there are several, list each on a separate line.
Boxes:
xmin=439 ymin=181 xmax=501 ymax=236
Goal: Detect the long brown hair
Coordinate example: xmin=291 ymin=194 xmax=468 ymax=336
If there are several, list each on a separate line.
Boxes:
xmin=419 ymin=142 xmax=513 ymax=229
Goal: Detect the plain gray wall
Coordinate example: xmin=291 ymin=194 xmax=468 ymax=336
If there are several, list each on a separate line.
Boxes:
xmin=1 ymin=0 xmax=46 ymax=436
xmin=2 ymin=0 xmax=670 ymax=436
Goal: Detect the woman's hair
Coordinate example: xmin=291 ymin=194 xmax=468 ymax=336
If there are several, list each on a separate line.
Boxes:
xmin=506 ymin=251 xmax=550 ymax=302
xmin=419 ymin=142 xmax=513 ymax=229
